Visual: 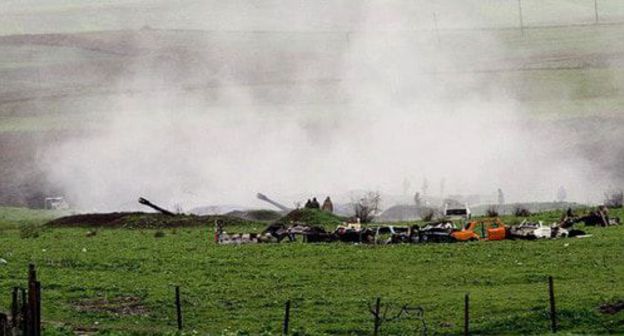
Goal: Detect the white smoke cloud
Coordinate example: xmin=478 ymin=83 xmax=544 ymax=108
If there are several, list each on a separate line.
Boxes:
xmin=41 ymin=1 xmax=615 ymax=212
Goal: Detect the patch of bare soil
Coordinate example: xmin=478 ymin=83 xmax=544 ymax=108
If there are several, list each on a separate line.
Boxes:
xmin=225 ymin=209 xmax=284 ymax=221
xmin=46 ymin=212 xmax=259 ymax=229
xmin=73 ymin=296 xmax=148 ymax=316
xmin=72 ymin=326 xmax=100 ymax=336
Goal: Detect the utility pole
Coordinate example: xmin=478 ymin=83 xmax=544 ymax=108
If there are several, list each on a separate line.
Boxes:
xmin=517 ymin=0 xmax=525 ymax=36
xmin=594 ymin=0 xmax=599 ymax=24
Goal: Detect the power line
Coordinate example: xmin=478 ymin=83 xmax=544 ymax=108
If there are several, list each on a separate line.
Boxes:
xmin=518 ymin=0 xmax=525 ymax=36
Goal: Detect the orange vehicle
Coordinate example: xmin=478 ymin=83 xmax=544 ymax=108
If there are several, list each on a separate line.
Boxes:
xmin=451 ymin=218 xmax=507 ymax=241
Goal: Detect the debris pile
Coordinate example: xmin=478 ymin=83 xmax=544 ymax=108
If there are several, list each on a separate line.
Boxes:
xmin=560 ymin=206 xmax=620 ymax=228
xmin=216 ymin=211 xmax=610 ymax=245
xmin=216 ymin=220 xmax=333 ymax=244
xmin=507 ymin=220 xmax=586 ymax=240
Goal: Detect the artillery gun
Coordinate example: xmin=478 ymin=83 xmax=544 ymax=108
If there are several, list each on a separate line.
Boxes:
xmin=256 ymin=193 xmax=291 ymax=212
xmin=138 ymin=197 xmax=175 ymax=216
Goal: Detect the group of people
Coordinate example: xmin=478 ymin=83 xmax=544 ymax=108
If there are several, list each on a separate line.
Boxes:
xmin=304 ymin=196 xmax=333 ymax=213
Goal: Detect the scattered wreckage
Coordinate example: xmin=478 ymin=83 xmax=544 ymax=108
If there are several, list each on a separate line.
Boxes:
xmin=214 ymin=216 xmax=597 ymax=245
xmin=214 ymin=205 xmax=620 ymax=245
xmin=388 ymin=218 xmax=507 ymax=244
xmin=560 ymin=206 xmax=620 ymax=228
xmin=506 ymin=220 xmax=588 ymax=240
xmin=214 ymin=217 xmax=587 ymax=246
xmin=451 ymin=218 xmax=506 ymax=241
xmin=135 ymin=196 xmax=614 ymax=246
xmin=507 ymin=220 xmax=554 ymax=239
xmin=216 ymin=220 xmax=395 ymax=245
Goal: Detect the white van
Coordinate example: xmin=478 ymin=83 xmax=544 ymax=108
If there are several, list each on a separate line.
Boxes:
xmin=443 ymin=203 xmax=471 ymax=220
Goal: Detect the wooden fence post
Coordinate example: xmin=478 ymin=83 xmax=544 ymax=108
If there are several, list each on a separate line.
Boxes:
xmin=373 ymin=297 xmax=381 ymax=336
xmin=175 ymin=286 xmax=182 ymax=331
xmin=20 ymin=288 xmax=27 ymax=336
xmin=0 ymin=313 xmax=7 ymax=336
xmin=282 ymin=300 xmax=291 ymax=335
xmin=464 ymin=293 xmax=469 ymax=336
xmin=25 ymin=264 xmax=41 ymax=336
xmin=27 ymin=264 xmax=41 ymax=336
xmin=10 ymin=287 xmax=18 ymax=329
xmin=34 ymin=281 xmax=41 ymax=336
xmin=549 ymin=276 xmax=557 ymax=333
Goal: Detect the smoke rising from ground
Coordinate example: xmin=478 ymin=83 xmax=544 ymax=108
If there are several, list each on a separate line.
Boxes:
xmin=40 ymin=1 xmax=618 ymax=211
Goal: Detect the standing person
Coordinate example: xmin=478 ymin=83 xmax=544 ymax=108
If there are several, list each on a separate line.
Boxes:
xmin=311 ymin=197 xmax=320 ymax=209
xmin=305 ymin=199 xmax=312 ymax=208
xmin=214 ymin=219 xmax=224 ymax=243
xmin=322 ymin=196 xmax=334 ymax=213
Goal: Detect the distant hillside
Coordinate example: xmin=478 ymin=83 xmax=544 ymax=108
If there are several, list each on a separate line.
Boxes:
xmin=4 ymin=0 xmax=624 ymax=36
xmin=3 ymin=26 xmax=624 ymax=115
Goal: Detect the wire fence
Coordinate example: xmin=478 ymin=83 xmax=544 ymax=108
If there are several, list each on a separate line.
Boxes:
xmin=411 ymin=0 xmax=624 ymax=32
xmin=183 ymin=0 xmax=624 ymax=35
xmin=0 ymin=264 xmax=606 ymax=335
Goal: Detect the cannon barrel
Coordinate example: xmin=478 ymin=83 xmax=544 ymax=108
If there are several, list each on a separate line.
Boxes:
xmin=256 ymin=193 xmax=291 ymax=212
xmin=138 ymin=197 xmax=175 ymax=216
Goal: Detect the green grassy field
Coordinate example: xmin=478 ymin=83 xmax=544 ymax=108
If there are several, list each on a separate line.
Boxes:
xmin=0 ymin=207 xmax=622 ymax=335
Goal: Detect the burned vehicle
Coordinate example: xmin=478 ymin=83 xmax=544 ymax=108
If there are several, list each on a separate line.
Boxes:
xmin=334 ymin=224 xmax=376 ymax=243
xmin=507 ymin=220 xmax=565 ymax=240
xmin=263 ymin=223 xmax=334 ymax=242
xmin=388 ymin=225 xmax=420 ymax=244
xmin=373 ymin=225 xmax=410 ymax=243
xmin=300 ymin=225 xmax=335 ymax=242
xmin=506 ymin=217 xmax=591 ymax=240
xmin=451 ymin=218 xmax=507 ymax=241
xmin=387 ymin=221 xmax=456 ymax=244
xmin=418 ymin=221 xmax=457 ymax=243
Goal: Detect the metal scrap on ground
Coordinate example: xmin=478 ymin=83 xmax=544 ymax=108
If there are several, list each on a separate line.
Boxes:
xmin=213 ymin=202 xmax=624 ymax=245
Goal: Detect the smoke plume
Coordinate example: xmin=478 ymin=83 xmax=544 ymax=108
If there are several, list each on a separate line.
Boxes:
xmin=39 ymin=1 xmax=619 ymax=211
